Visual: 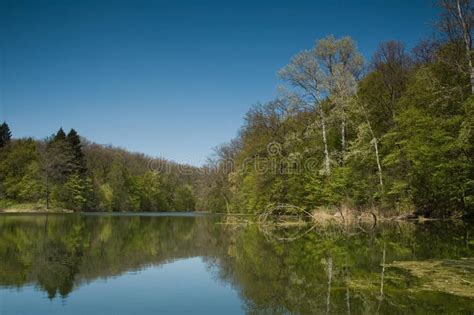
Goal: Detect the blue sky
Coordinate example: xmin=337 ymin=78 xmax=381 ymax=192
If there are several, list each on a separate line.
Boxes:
xmin=1 ymin=0 xmax=438 ymax=165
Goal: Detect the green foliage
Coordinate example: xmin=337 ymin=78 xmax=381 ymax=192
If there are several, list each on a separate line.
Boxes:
xmin=62 ymin=174 xmax=92 ymax=211
xmin=0 ymin=138 xmax=41 ymax=202
xmin=198 ymin=36 xmax=473 ymax=217
xmin=173 ymin=184 xmax=196 ymax=211
xmin=1 ymin=33 xmax=472 ymax=217
xmin=0 ymin=126 xmax=197 ymax=212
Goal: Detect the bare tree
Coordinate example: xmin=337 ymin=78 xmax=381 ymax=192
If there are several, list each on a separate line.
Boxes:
xmin=372 ymin=41 xmax=412 ymax=119
xmin=439 ymin=0 xmax=474 ymax=93
xmin=412 ymin=39 xmax=440 ymax=65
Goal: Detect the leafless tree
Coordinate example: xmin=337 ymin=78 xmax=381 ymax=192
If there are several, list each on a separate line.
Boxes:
xmin=439 ymin=0 xmax=474 ymax=93
xmin=372 ymin=41 xmax=412 ymax=119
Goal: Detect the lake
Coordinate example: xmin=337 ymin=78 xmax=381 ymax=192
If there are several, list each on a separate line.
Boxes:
xmin=0 ymin=213 xmax=473 ymax=314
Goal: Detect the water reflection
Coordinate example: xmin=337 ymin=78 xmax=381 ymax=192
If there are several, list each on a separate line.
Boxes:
xmin=0 ymin=214 xmax=473 ymax=314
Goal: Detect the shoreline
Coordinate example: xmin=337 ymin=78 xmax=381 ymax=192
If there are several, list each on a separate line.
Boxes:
xmin=0 ymin=208 xmax=74 ymax=214
xmin=0 ymin=208 xmax=471 ymax=221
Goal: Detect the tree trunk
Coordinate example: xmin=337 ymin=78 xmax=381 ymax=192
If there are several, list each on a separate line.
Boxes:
xmin=373 ymin=138 xmax=384 ymax=190
xmin=361 ymin=102 xmax=384 ymax=190
xmin=469 ymin=58 xmax=474 ymax=94
xmin=341 ymin=117 xmax=346 ymax=166
xmin=45 ymin=176 xmax=50 ymax=209
xmin=341 ymin=119 xmax=346 ymax=151
xmin=223 ymin=194 xmax=230 ymax=214
xmin=320 ymin=107 xmax=331 ymax=175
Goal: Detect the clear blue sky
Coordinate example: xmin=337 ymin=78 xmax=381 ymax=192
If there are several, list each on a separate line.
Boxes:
xmin=1 ymin=0 xmax=438 ymax=166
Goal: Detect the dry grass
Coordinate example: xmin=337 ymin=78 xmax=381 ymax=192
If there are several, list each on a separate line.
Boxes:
xmin=311 ymin=205 xmax=371 ymax=224
xmin=0 ymin=203 xmax=73 ymax=214
xmin=311 ymin=209 xmax=340 ymax=225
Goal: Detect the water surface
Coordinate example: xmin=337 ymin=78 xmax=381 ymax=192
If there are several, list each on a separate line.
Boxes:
xmin=0 ymin=213 xmax=473 ymax=314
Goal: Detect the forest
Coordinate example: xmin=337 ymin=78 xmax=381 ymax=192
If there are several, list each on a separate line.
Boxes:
xmin=0 ymin=125 xmax=197 ymax=212
xmin=0 ymin=1 xmax=473 ymax=217
xmin=195 ymin=1 xmax=474 ymax=218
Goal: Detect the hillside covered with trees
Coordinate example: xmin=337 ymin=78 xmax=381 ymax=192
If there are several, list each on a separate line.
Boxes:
xmin=0 ymin=125 xmax=197 ymax=212
xmin=196 ymin=1 xmax=474 ymax=218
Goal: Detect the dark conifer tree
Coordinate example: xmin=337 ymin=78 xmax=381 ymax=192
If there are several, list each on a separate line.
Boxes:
xmin=66 ymin=129 xmax=87 ymax=175
xmin=53 ymin=128 xmax=66 ymax=142
xmin=0 ymin=122 xmax=12 ymax=148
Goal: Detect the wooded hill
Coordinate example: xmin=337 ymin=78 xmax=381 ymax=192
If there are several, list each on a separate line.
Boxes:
xmin=0 ymin=126 xmax=197 ymax=212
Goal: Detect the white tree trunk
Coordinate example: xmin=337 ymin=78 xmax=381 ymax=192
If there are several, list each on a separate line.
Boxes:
xmin=320 ymin=107 xmax=331 ymax=175
xmin=361 ymin=102 xmax=384 ymax=190
xmin=373 ymin=138 xmax=384 ymax=189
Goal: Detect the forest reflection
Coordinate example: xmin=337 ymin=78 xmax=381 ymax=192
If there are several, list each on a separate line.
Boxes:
xmin=0 ymin=214 xmax=472 ymax=314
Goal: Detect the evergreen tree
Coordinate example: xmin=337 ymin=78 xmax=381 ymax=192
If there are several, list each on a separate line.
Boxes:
xmin=66 ymin=129 xmax=86 ymax=175
xmin=0 ymin=122 xmax=12 ymax=148
xmin=53 ymin=128 xmax=66 ymax=142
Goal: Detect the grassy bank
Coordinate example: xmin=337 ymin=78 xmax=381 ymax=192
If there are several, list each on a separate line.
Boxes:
xmin=0 ymin=201 xmax=74 ymax=214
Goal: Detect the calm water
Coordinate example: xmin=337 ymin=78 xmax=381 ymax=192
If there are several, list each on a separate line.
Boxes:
xmin=0 ymin=213 xmax=473 ymax=314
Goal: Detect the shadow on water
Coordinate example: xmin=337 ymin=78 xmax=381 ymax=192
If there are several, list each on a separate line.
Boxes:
xmin=0 ymin=213 xmax=473 ymax=313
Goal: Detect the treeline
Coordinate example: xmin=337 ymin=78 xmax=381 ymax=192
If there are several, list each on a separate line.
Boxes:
xmin=0 ymin=125 xmax=196 ymax=212
xmin=197 ymin=2 xmax=474 ymax=218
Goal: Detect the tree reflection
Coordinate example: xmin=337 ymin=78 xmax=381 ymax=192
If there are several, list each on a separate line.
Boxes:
xmin=0 ymin=215 xmax=472 ymax=313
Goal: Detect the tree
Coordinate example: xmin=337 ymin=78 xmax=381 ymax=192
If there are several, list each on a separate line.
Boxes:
xmin=66 ymin=129 xmax=86 ymax=175
xmin=371 ymin=41 xmax=412 ymax=121
xmin=0 ymin=122 xmax=12 ymax=148
xmin=40 ymin=136 xmax=75 ymax=209
xmin=279 ymin=49 xmax=327 ymax=174
xmin=315 ymin=36 xmax=363 ymax=155
xmin=173 ymin=184 xmax=195 ymax=211
xmin=279 ymin=36 xmax=363 ymax=174
xmin=107 ymin=157 xmax=129 ymax=211
xmin=53 ymin=128 xmax=66 ymax=142
xmin=439 ymin=0 xmax=474 ymax=93
xmin=63 ymin=174 xmax=92 ymax=211
xmin=0 ymin=139 xmax=40 ymax=201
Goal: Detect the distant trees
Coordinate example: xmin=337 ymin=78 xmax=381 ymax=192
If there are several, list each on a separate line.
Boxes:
xmin=0 ymin=125 xmax=197 ymax=212
xmin=0 ymin=138 xmax=42 ymax=203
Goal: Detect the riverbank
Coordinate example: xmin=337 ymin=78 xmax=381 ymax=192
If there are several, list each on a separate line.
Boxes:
xmin=0 ymin=203 xmax=74 ymax=214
